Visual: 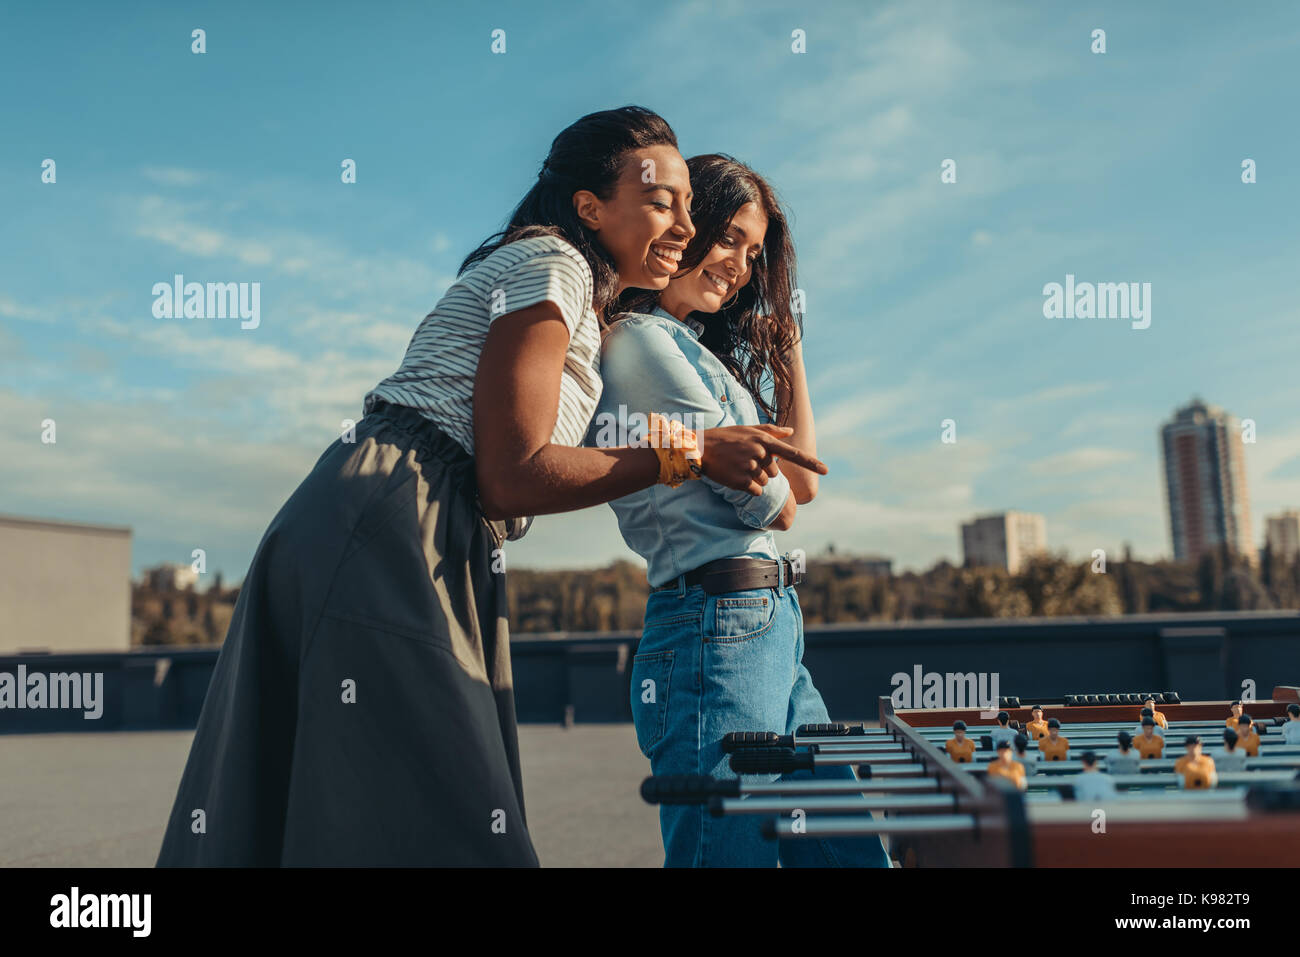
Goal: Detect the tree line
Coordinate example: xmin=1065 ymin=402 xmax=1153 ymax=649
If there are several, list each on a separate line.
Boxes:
xmin=133 ymin=545 xmax=1300 ymax=646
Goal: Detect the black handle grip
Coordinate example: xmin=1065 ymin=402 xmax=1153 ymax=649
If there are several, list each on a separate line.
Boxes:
xmin=641 ymin=775 xmax=741 ymax=805
xmin=729 ymin=747 xmax=815 ymax=774
xmin=796 ymin=723 xmax=866 ymax=737
xmin=721 ymin=731 xmax=785 ymax=752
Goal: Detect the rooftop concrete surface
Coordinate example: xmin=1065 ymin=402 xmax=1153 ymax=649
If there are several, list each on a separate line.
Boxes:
xmin=0 ymin=724 xmax=664 ymax=867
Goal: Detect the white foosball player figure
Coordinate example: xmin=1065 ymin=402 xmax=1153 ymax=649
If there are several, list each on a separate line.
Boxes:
xmin=1071 ymin=751 xmax=1118 ymax=802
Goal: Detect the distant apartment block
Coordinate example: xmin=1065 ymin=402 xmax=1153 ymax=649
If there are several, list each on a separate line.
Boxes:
xmin=144 ymin=562 xmax=200 ymax=592
xmin=1160 ymin=398 xmax=1257 ymax=565
xmin=1265 ymin=510 xmax=1300 ymax=563
xmin=961 ymin=511 xmax=1047 ymax=573
xmin=0 ymin=514 xmax=131 ymax=654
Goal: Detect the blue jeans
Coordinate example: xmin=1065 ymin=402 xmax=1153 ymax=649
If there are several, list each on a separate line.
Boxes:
xmin=630 ymin=571 xmax=891 ymax=867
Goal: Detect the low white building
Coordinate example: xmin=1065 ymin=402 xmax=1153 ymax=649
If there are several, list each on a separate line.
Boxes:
xmin=145 ymin=562 xmax=199 ymax=592
xmin=0 ymin=514 xmax=131 ymax=653
xmin=961 ymin=511 xmax=1047 ymax=574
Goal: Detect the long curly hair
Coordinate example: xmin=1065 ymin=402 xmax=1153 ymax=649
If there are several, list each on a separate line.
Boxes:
xmin=615 ymin=154 xmax=800 ymax=423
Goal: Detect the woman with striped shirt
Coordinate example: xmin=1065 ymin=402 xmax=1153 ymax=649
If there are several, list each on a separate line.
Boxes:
xmin=157 ymin=107 xmax=826 ymax=867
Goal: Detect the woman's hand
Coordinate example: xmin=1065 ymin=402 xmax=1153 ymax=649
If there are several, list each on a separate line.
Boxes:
xmin=699 ymin=423 xmax=827 ymax=497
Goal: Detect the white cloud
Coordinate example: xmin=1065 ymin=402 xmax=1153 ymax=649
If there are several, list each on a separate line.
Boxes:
xmin=141 ymin=166 xmax=204 ymax=186
xmin=1027 ymin=447 xmax=1138 ymax=477
xmin=0 ymin=296 xmax=54 ymax=323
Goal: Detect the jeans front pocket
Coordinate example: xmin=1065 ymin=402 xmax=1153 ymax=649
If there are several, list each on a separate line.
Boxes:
xmin=705 ymin=589 xmax=777 ymax=643
xmin=630 ymin=650 xmax=675 ymax=757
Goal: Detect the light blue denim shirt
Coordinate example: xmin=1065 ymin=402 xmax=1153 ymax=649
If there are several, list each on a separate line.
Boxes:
xmin=585 ymin=306 xmax=790 ymax=587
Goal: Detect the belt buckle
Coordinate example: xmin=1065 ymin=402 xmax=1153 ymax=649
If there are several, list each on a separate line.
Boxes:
xmin=783 ymin=555 xmax=803 ymax=587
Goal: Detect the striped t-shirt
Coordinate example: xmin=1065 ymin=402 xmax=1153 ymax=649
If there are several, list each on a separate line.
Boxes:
xmin=364 ymin=234 xmax=602 ymax=539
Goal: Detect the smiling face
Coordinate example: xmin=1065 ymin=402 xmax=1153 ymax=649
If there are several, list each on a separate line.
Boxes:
xmin=659 ymin=201 xmax=767 ymax=319
xmin=573 ymin=144 xmax=693 ymax=294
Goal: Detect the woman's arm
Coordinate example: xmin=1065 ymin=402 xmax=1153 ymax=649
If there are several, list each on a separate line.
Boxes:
xmin=472 ymin=303 xmax=823 ymax=519
xmin=596 ymin=319 xmax=794 ymax=531
xmin=768 ymin=486 xmax=797 ymax=531
xmin=774 ymin=334 xmax=819 ymax=504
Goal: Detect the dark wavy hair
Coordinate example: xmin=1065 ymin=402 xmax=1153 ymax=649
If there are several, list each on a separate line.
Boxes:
xmin=459 ymin=105 xmax=678 ymax=319
xmin=616 ymin=154 xmax=800 ymax=423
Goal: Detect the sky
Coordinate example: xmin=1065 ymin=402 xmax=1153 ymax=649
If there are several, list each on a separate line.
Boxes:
xmin=2 ymin=0 xmax=1299 ymax=583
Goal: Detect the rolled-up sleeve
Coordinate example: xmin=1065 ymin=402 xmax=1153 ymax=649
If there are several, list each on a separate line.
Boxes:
xmin=599 ymin=322 xmax=790 ymax=529
xmin=488 ymin=239 xmax=592 ymax=339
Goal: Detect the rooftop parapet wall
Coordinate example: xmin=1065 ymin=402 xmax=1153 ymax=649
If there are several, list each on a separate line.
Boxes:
xmin=1 ymin=611 xmax=1297 ymax=732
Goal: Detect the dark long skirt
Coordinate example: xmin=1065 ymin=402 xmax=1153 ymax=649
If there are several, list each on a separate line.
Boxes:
xmin=156 ymin=401 xmax=538 ymax=866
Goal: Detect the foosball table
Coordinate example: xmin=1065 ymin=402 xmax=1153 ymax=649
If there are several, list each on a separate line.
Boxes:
xmin=640 ymin=686 xmax=1300 ymax=866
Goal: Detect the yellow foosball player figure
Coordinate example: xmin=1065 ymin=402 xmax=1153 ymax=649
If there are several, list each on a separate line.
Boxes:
xmin=1174 ymin=735 xmax=1218 ymax=789
xmin=1012 ymin=732 xmax=1038 ymax=777
xmin=1133 ymin=717 xmax=1165 ymax=759
xmin=945 ymin=720 xmax=976 ymax=763
xmin=1225 ymin=700 xmax=1244 ymax=731
xmin=1106 ymin=730 xmax=1142 ymax=774
xmin=986 ymin=739 xmax=1027 ymax=790
xmin=1071 ymin=751 xmax=1118 ymax=803
xmin=1141 ymin=696 xmax=1168 ymax=730
xmin=1216 ymin=729 xmax=1248 ymax=772
xmin=1024 ymin=705 xmax=1049 ymax=741
xmin=1038 ymin=718 xmax=1069 ymax=761
xmin=1284 ymin=703 xmax=1300 ymax=746
xmin=1235 ymin=714 xmax=1261 ymax=756
xmin=1133 ymin=707 xmax=1165 ymax=740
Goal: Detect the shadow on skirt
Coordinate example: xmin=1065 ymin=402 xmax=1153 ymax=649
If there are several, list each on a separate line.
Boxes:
xmin=156 ymin=402 xmax=538 ymax=866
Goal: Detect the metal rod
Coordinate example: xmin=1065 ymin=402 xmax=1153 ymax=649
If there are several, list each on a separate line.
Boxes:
xmin=740 ymin=778 xmax=941 ymax=796
xmin=766 ymin=814 xmax=977 ymax=838
xmin=719 ymin=794 xmax=957 ymax=815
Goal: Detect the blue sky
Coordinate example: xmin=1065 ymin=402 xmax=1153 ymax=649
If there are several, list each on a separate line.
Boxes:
xmin=3 ymin=0 xmax=1298 ymax=582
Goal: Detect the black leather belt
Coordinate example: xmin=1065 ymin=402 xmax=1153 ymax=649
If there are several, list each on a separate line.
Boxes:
xmin=653 ymin=557 xmax=803 ymax=595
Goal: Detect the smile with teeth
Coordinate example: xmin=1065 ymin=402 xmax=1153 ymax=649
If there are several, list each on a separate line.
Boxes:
xmin=703 ymin=269 xmax=731 ymax=294
xmin=651 ymin=244 xmax=683 ymax=264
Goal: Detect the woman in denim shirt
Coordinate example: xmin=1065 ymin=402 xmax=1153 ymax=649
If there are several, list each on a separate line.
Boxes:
xmin=589 ymin=155 xmax=890 ymax=867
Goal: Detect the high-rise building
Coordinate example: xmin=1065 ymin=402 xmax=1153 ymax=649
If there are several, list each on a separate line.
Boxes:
xmin=1160 ymin=398 xmax=1257 ymax=565
xmin=961 ymin=511 xmax=1047 ymax=573
xmin=1265 ymin=510 xmax=1300 ymax=563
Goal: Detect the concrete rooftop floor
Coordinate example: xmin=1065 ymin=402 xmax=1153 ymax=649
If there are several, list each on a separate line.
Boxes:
xmin=0 ymin=724 xmax=665 ymax=867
